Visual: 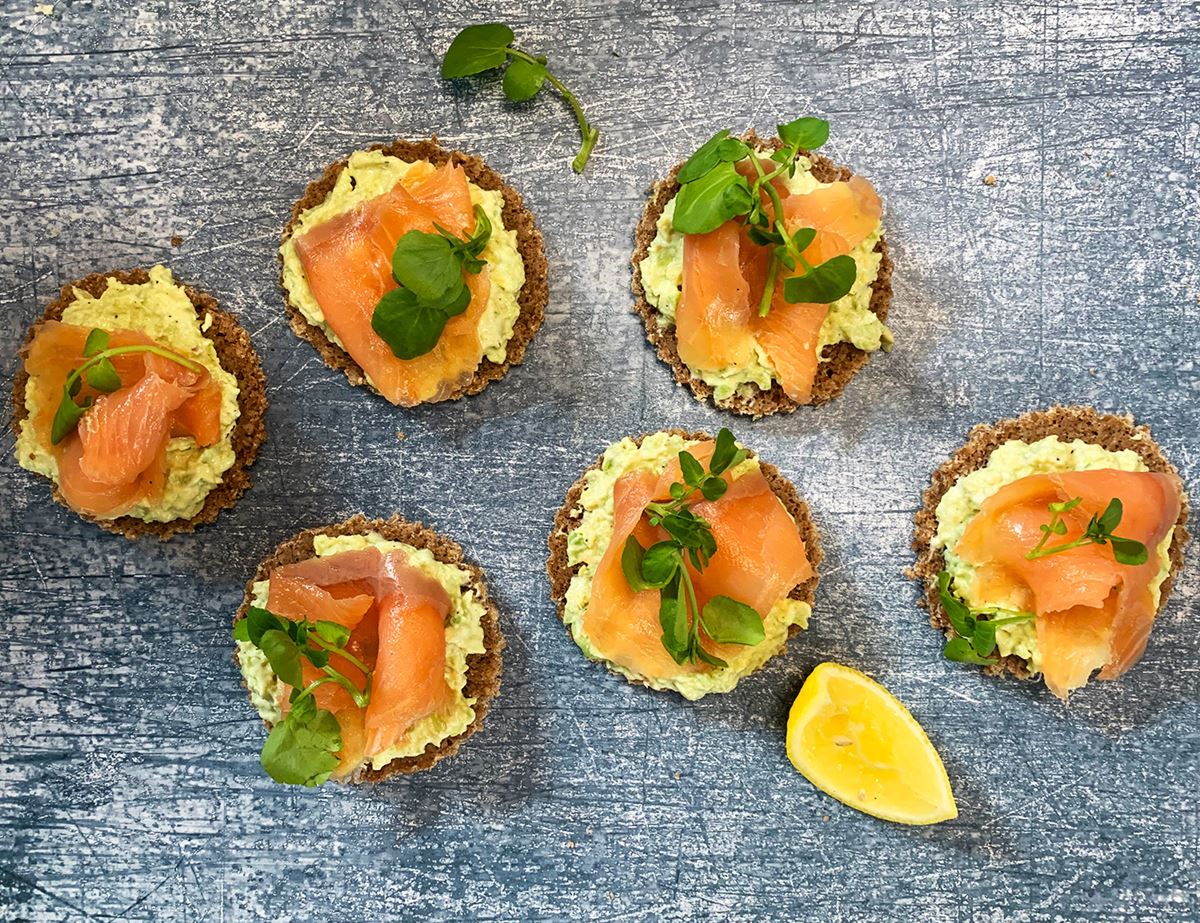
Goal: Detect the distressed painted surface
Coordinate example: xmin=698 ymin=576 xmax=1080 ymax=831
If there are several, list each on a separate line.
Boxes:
xmin=1 ymin=0 xmax=1198 ymax=919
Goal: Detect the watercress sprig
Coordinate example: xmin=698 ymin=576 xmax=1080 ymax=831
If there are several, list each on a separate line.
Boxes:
xmin=671 ymin=117 xmax=857 ymax=317
xmin=937 ymin=571 xmax=1034 ymax=665
xmin=1025 ymin=496 xmax=1147 ymax=566
xmin=234 ymin=606 xmax=372 ymax=787
xmin=620 ymin=428 xmax=764 ymax=667
xmin=371 ymin=205 xmax=492 ymax=360
xmin=50 ymin=328 xmax=205 ymax=444
xmin=441 ymin=23 xmax=600 ymax=173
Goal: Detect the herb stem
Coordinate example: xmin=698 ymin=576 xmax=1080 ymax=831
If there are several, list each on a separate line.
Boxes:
xmin=508 ymin=46 xmax=599 ymax=173
xmin=66 ymin=344 xmax=204 ymax=394
xmin=757 ymin=253 xmax=779 ymax=317
xmin=308 ymin=633 xmax=372 ymax=676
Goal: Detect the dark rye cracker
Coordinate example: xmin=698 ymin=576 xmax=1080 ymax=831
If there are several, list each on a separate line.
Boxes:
xmin=279 ymin=138 xmax=548 ymax=404
xmin=10 ymin=268 xmax=267 ymax=541
xmin=546 ymin=429 xmax=823 ymax=691
xmin=630 ymin=132 xmax=894 ymax=418
xmin=233 ymin=514 xmax=504 ymax=781
xmin=910 ymin=406 xmax=1190 ymax=680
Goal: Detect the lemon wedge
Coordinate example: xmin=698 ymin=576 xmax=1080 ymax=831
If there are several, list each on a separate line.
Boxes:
xmin=786 ymin=662 xmax=957 ymax=825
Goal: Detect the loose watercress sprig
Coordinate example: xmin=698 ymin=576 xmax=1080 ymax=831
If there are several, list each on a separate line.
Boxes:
xmin=442 ymin=23 xmax=600 ymax=173
xmin=620 ymin=428 xmax=764 ymax=667
xmin=671 ymin=117 xmax=857 ymax=317
xmin=1025 ymin=496 xmax=1147 ymax=566
xmin=937 ymin=571 xmax=1034 ymax=665
xmin=370 ymin=205 xmax=492 ymax=360
xmin=50 ymin=328 xmax=205 ymax=444
xmin=234 ymin=606 xmax=372 ymax=787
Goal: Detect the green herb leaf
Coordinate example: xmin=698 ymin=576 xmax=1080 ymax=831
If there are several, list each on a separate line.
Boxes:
xmin=971 ymin=619 xmax=998 ymax=657
xmin=699 ymin=475 xmax=727 ymax=502
xmin=641 ymin=542 xmax=682 ymax=587
xmin=50 ymin=386 xmax=91 ymax=445
xmin=658 ymin=580 xmax=689 ymax=662
xmin=790 ymin=227 xmax=816 ymax=253
xmin=371 ymin=288 xmax=450 ymax=360
xmin=313 ymin=620 xmax=351 ymax=647
xmin=1096 ymin=498 xmax=1123 ymax=536
xmin=943 ymin=637 xmax=996 ymax=665
xmin=462 ymin=205 xmax=492 ymax=260
xmin=391 ymin=231 xmax=463 ymax=303
xmin=708 ymin=427 xmax=738 ymax=474
xmin=502 ymin=53 xmax=547 ymax=101
xmin=85 ymin=358 xmax=121 ymax=393
xmin=936 ymin=572 xmax=976 ymax=639
xmin=441 ymin=23 xmax=515 ymax=77
xmin=782 ymin=254 xmax=857 ymax=304
xmin=672 ymin=161 xmax=753 ymax=234
xmin=776 ymin=116 xmax=829 ymax=150
xmin=694 ymin=645 xmax=729 ymax=669
xmin=259 ymin=629 xmax=304 ymax=689
xmin=621 ymin=536 xmax=654 ymax=592
xmin=259 ymin=696 xmax=342 ymax=787
xmin=241 ymin=607 xmax=284 ymax=646
xmin=677 ymin=130 xmax=732 ymax=185
xmin=716 ymin=137 xmax=751 ymax=162
xmin=700 ymin=596 xmax=765 ymax=646
xmin=82 ymin=328 xmax=109 ymax=356
xmin=1110 ymin=536 xmax=1148 ymax=566
xmin=678 ymin=450 xmax=704 ymax=488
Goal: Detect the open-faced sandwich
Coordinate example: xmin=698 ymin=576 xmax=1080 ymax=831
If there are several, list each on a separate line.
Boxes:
xmin=279 ymin=138 xmax=548 ymax=407
xmin=11 ymin=266 xmax=266 ymax=540
xmin=632 ymin=118 xmax=893 ymax=417
xmin=912 ymin=407 xmax=1189 ymax=700
xmin=547 ymin=428 xmax=822 ymax=699
xmin=234 ymin=515 xmax=503 ymax=785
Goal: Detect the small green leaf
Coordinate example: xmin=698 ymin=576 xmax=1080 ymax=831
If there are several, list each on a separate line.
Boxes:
xmin=971 ymin=619 xmax=998 ymax=657
xmin=50 ymin=386 xmax=91 ymax=445
xmin=391 ymin=231 xmax=462 ymax=303
xmin=1096 ymin=498 xmax=1123 ymax=536
xmin=783 ymin=254 xmax=857 ymax=304
xmin=699 ymin=475 xmax=727 ymax=502
xmin=305 ymin=646 xmax=330 ymax=669
xmin=371 ymin=288 xmax=450 ymax=360
xmin=678 ymin=450 xmax=704 ymax=488
xmin=82 ymin=328 xmax=109 ymax=357
xmin=776 ymin=116 xmax=829 ymax=150
xmin=1110 ymin=536 xmax=1148 ymax=566
xmin=1049 ymin=497 xmax=1083 ymax=514
xmin=503 ymin=54 xmax=547 ymax=101
xmin=790 ymin=227 xmax=816 ymax=253
xmin=313 ymin=621 xmax=351 ymax=647
xmin=641 ymin=542 xmax=682 ymax=588
xmin=621 ymin=536 xmax=654 ymax=592
xmin=709 ymin=427 xmax=738 ymax=474
xmin=677 ymin=129 xmax=732 ymax=185
xmin=936 ymin=572 xmax=976 ymax=639
xmin=85 ymin=358 xmax=121 ymax=393
xmin=233 ymin=620 xmax=250 ymax=642
xmin=260 ymin=629 xmax=304 ymax=689
xmin=695 ymin=645 xmax=729 ymax=669
xmin=441 ymin=280 xmax=472 ymax=318
xmin=716 ymin=137 xmax=750 ymax=162
xmin=700 ymin=596 xmax=765 ymax=646
xmin=943 ymin=637 xmax=996 ymax=665
xmin=462 ymin=204 xmax=493 ymax=259
xmin=244 ymin=607 xmax=284 ymax=646
xmin=441 ymin=23 xmax=515 ymax=78
xmin=745 ymin=225 xmax=781 ymax=247
xmin=669 ymin=482 xmax=687 ymax=500
xmin=658 ymin=580 xmax=689 ymax=661
xmin=672 ymin=161 xmax=753 ymax=234
xmin=260 ymin=699 xmax=341 ymax=787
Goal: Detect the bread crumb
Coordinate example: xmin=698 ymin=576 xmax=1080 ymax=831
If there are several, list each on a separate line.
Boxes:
xmin=395 ymin=430 xmax=406 ymax=441
xmin=170 ymin=235 xmax=183 ymax=248
xmin=823 ymin=815 xmax=830 ymax=822
xmin=35 ymin=3 xmax=53 ymax=14
xmin=983 ymin=174 xmax=997 ymax=186
xmin=566 ymin=840 xmax=575 ymax=849
xmin=1088 ymin=368 xmax=1097 ymax=377
xmin=674 ymin=771 xmax=681 ymax=780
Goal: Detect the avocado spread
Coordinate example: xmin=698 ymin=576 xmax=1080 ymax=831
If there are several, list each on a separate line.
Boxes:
xmin=638 ymin=153 xmax=890 ymax=402
xmin=563 ymin=432 xmax=811 ymax=700
xmin=15 ymin=266 xmax=240 ymax=522
xmin=932 ymin=436 xmax=1175 ymax=673
xmin=237 ymin=532 xmax=488 ymax=771
xmin=280 ymin=150 xmax=526 ymax=373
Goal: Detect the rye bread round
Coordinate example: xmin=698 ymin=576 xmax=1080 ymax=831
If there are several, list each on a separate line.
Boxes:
xmin=279 ymin=138 xmax=548 ymax=404
xmin=910 ymin=406 xmax=1191 ymax=680
xmin=233 ymin=514 xmax=504 ymax=782
xmin=9 ymin=268 xmax=268 ymax=541
xmin=546 ymin=429 xmax=823 ymax=691
xmin=630 ymin=132 xmax=894 ymax=418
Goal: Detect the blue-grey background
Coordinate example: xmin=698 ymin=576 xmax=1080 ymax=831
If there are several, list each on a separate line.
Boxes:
xmin=1 ymin=1 xmax=1197 ymax=920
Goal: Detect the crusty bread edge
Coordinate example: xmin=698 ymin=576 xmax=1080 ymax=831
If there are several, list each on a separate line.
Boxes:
xmin=278 ymin=137 xmax=548 ymax=404
xmin=908 ymin=405 xmax=1191 ymax=680
xmin=9 ymin=268 xmax=268 ymax=541
xmin=545 ymin=429 xmax=824 ymax=692
xmin=629 ymin=132 xmax=894 ymax=418
xmin=232 ymin=513 xmax=505 ymax=782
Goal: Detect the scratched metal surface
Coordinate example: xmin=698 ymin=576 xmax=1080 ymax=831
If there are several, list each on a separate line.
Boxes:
xmin=1 ymin=0 xmax=1198 ymax=920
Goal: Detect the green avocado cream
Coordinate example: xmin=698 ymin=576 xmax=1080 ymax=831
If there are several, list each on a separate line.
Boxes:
xmin=932 ymin=436 xmax=1175 ymax=674
xmin=280 ymin=150 xmax=526 ymax=373
xmin=14 ymin=265 xmax=240 ymax=522
xmin=638 ymin=154 xmax=891 ymax=403
xmin=563 ymin=432 xmax=811 ymax=700
xmin=236 ymin=533 xmax=487 ymax=772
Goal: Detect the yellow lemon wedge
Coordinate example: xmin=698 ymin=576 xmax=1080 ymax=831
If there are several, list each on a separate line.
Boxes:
xmin=786 ymin=662 xmax=958 ymax=825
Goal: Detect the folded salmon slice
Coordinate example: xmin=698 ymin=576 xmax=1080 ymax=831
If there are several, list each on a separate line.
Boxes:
xmin=676 ymin=173 xmax=881 ymax=402
xmin=268 ymin=547 xmax=454 ymax=773
xmin=954 ymin=469 xmax=1181 ymax=698
xmin=582 ymin=446 xmax=813 ymax=680
xmin=293 ymin=161 xmax=492 ymax=407
xmin=23 ymin=321 xmax=222 ymax=517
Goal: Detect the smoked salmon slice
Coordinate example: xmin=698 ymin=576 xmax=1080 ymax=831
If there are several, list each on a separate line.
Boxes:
xmin=676 ymin=173 xmax=881 ymax=402
xmin=292 ymin=161 xmax=492 ymax=407
xmin=582 ymin=446 xmax=813 ymax=681
xmin=22 ymin=321 xmax=222 ymax=518
xmin=954 ymin=469 xmax=1181 ymax=698
xmin=267 ymin=547 xmax=455 ymax=771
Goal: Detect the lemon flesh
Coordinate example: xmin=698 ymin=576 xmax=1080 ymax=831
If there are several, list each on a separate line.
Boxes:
xmin=786 ymin=662 xmax=958 ymax=825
